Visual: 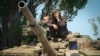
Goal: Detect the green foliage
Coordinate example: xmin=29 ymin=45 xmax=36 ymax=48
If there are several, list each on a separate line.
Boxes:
xmin=97 ymin=17 xmax=100 ymax=24
xmin=88 ymin=17 xmax=100 ymax=36
xmin=60 ymin=0 xmax=87 ymax=21
xmin=41 ymin=0 xmax=88 ymax=21
xmin=0 ymin=0 xmax=11 ymax=16
xmin=92 ymin=22 xmax=98 ymax=36
xmin=0 ymin=0 xmax=88 ymax=49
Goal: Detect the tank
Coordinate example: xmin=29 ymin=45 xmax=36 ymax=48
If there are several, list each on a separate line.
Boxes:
xmin=0 ymin=33 xmax=100 ymax=56
xmin=92 ymin=38 xmax=100 ymax=50
xmin=18 ymin=1 xmax=57 ymax=56
xmin=0 ymin=1 xmax=100 ymax=56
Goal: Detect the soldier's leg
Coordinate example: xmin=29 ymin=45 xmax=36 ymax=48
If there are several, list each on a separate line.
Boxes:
xmin=50 ymin=27 xmax=58 ymax=42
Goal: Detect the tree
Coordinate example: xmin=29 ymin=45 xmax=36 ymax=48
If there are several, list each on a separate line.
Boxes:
xmin=0 ymin=0 xmax=21 ymax=49
xmin=0 ymin=0 xmax=88 ymax=49
xmin=41 ymin=0 xmax=88 ymax=21
xmin=0 ymin=0 xmax=44 ymax=49
xmin=88 ymin=17 xmax=100 ymax=38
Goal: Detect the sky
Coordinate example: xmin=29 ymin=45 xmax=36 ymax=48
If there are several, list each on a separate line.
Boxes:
xmin=67 ymin=0 xmax=100 ymax=40
xmin=36 ymin=0 xmax=100 ymax=40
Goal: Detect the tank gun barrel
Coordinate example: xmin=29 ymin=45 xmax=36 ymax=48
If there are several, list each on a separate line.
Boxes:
xmin=18 ymin=1 xmax=57 ymax=56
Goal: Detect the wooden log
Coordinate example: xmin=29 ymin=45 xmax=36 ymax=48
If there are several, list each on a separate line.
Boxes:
xmin=18 ymin=1 xmax=57 ymax=56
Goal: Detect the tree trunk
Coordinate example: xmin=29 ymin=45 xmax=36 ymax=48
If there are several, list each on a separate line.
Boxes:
xmin=1 ymin=16 xmax=9 ymax=49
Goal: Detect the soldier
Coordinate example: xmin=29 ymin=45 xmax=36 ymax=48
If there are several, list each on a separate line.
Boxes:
xmin=39 ymin=16 xmax=52 ymax=40
xmin=51 ymin=9 xmax=69 ymax=42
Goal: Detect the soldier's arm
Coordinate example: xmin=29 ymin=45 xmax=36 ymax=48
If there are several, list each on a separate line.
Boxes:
xmin=57 ymin=17 xmax=66 ymax=26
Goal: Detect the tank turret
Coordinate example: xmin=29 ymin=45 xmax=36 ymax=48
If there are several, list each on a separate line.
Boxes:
xmin=18 ymin=1 xmax=57 ymax=56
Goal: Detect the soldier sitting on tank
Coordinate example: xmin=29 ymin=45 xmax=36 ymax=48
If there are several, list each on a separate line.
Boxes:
xmin=39 ymin=16 xmax=52 ymax=41
xmin=51 ymin=9 xmax=69 ymax=42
